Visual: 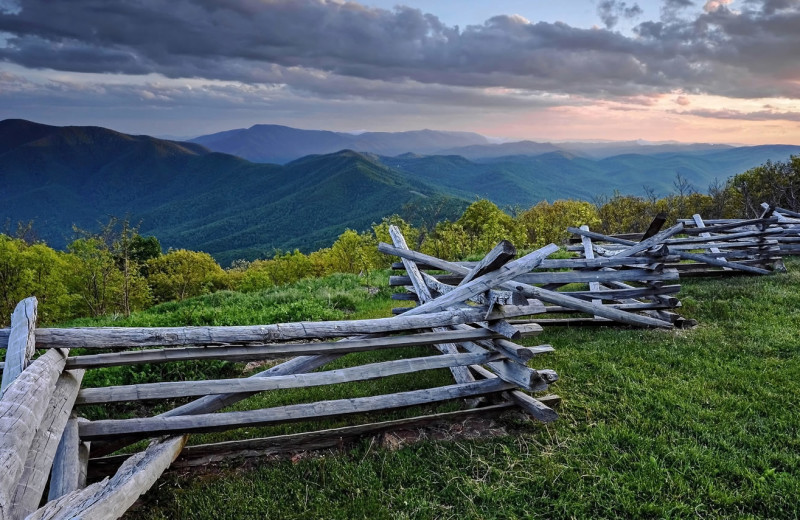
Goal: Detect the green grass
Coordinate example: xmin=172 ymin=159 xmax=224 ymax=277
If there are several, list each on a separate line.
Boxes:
xmin=78 ymin=265 xmax=800 ymax=519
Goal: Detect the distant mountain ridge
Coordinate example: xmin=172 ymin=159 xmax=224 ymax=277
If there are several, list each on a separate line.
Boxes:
xmin=3 ymin=119 xmax=799 ymax=264
xmin=191 ymin=123 xmax=740 ymax=164
xmin=0 ymin=120 xmax=448 ymax=265
xmin=191 ymin=124 xmax=490 ymax=164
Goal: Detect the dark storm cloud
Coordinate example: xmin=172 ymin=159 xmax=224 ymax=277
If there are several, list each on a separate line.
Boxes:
xmin=0 ymin=0 xmax=799 ymax=100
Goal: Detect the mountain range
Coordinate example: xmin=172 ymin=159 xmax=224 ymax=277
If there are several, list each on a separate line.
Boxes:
xmin=190 ymin=125 xmax=490 ymax=164
xmin=191 ymin=124 xmax=737 ymax=164
xmin=3 ymin=119 xmax=799 ymax=265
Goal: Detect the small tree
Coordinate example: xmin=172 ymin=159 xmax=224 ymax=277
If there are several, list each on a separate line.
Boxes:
xmin=147 ymin=249 xmax=226 ymax=302
xmin=67 ymin=237 xmax=123 ymax=317
xmin=323 ymin=230 xmax=381 ymax=274
xmin=455 ymin=199 xmax=528 ymax=253
xmin=518 ymin=200 xmax=601 ymax=247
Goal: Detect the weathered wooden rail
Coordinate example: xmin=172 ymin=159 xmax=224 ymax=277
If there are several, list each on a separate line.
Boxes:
xmin=0 ymin=239 xmax=567 ymax=519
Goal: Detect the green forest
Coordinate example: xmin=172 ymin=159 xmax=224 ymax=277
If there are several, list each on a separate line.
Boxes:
xmin=2 ymin=155 xmax=798 ymax=327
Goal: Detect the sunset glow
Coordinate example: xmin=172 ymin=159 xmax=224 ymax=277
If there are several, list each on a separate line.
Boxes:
xmin=0 ymin=0 xmax=798 ymax=143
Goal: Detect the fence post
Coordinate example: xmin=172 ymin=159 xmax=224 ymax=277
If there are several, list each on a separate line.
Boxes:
xmin=1 ymin=296 xmax=38 ymax=393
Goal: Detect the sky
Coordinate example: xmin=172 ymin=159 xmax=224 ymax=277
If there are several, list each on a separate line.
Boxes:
xmin=0 ymin=0 xmax=799 ymax=144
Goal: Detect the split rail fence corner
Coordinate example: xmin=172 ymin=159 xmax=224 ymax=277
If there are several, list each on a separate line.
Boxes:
xmin=0 ymin=233 xmax=570 ymax=520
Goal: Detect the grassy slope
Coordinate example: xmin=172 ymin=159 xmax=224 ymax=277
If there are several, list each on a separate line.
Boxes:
xmin=71 ymin=265 xmax=799 ymax=519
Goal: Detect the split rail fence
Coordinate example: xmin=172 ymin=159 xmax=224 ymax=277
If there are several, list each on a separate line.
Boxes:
xmin=1 ymin=208 xmax=792 ymax=519
xmin=0 ymin=232 xmax=577 ymax=520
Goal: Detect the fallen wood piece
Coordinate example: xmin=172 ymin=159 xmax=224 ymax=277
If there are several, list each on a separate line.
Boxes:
xmin=90 ymin=403 xmax=519 ymax=475
xmin=669 ymin=258 xmax=779 ymax=271
xmin=493 ymin=339 xmax=554 ymax=358
xmin=11 ymin=368 xmax=85 ymax=519
xmin=0 ymin=348 xmax=66 ymax=520
xmin=665 ymin=247 xmax=780 ymax=259
xmin=615 ymin=223 xmax=685 ymax=256
xmin=76 ymin=351 xmax=503 ymax=405
xmin=391 ymin=292 xmax=419 ymax=301
xmin=513 ymin=285 xmax=671 ymax=328
xmin=469 ymin=365 xmax=557 ymax=423
xmin=458 ymin=240 xmax=516 ymax=286
xmin=669 ymin=240 xmax=779 ymax=251
xmin=569 ymin=223 xmax=685 ymax=258
xmin=449 ymin=324 xmax=541 ymax=365
xmin=65 ymin=328 xmax=508 ymax=369
xmin=388 ymin=225 xmax=435 ymax=304
xmin=78 ymin=379 xmax=518 ymax=441
xmin=520 ymin=317 xmax=634 ymax=326
xmin=1 ymin=296 xmax=37 ymax=393
xmin=27 ymin=436 xmax=187 ymax=520
xmin=16 ymin=305 xmax=546 ymax=350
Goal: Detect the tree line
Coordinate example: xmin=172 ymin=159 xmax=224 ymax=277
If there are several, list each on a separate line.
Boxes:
xmin=1 ymin=156 xmax=797 ymax=326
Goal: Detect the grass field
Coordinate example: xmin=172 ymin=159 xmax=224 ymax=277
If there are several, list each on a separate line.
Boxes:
xmin=75 ymin=264 xmax=800 ymax=519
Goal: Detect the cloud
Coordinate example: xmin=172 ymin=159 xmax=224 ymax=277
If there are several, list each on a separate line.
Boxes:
xmin=675 ymin=96 xmax=691 ymax=106
xmin=703 ymin=0 xmax=734 ymax=13
xmin=673 ymin=108 xmax=800 ymax=121
xmin=660 ymin=0 xmax=695 ymax=21
xmin=0 ymin=0 xmax=797 ymax=105
xmin=597 ymin=0 xmax=643 ymax=28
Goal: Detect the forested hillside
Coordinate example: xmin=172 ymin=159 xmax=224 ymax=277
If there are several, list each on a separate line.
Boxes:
xmin=3 ymin=151 xmax=798 ymax=327
xmin=3 ymin=119 xmax=800 ymax=267
xmin=0 ymin=120 xmax=449 ymax=264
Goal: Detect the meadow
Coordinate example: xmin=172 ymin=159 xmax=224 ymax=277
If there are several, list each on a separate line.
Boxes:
xmin=64 ymin=261 xmax=800 ymax=519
